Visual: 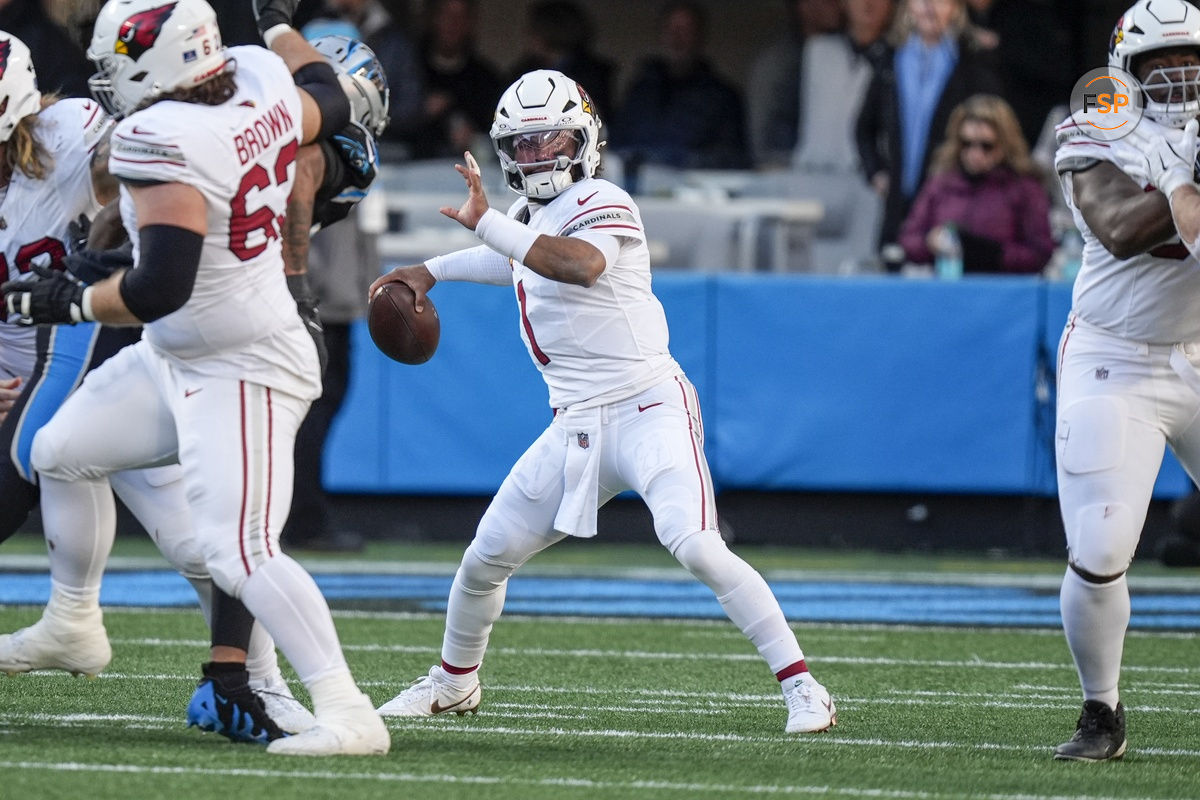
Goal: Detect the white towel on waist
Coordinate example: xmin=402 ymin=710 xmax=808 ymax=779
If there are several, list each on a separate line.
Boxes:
xmin=1170 ymin=345 xmax=1200 ymax=397
xmin=553 ymin=407 xmax=602 ymax=538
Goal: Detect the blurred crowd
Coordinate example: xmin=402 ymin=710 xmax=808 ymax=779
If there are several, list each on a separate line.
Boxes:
xmin=24 ymin=0 xmax=1130 ymax=276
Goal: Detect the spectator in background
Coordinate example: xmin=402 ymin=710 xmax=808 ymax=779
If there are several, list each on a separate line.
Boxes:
xmin=306 ymin=0 xmax=423 ymax=160
xmin=0 ymin=0 xmax=90 ymax=96
xmin=508 ymin=0 xmax=615 ymax=117
xmin=856 ymin=0 xmax=1001 ymax=253
xmin=792 ymin=0 xmax=895 ymax=173
xmin=746 ymin=0 xmax=843 ymax=168
xmin=613 ymin=1 xmax=749 ymax=175
xmin=898 ymin=94 xmax=1053 ymax=273
xmin=410 ymin=0 xmax=504 ymax=160
xmin=966 ymin=0 xmax=1077 ymax=146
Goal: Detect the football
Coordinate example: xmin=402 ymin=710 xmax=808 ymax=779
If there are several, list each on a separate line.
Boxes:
xmin=367 ymin=282 xmax=440 ymax=364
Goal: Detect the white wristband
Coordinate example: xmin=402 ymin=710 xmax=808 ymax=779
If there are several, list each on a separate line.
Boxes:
xmin=262 ymin=23 xmax=293 ymax=48
xmin=474 ymin=208 xmax=539 ymax=264
xmin=79 ymin=285 xmax=96 ymax=322
xmin=424 ymin=255 xmax=448 ymax=282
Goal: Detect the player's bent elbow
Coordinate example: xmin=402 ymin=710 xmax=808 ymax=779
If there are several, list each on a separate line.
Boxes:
xmin=1097 ymin=223 xmax=1149 ymax=260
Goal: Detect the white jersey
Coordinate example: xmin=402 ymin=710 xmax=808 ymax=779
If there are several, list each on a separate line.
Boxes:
xmin=507 ymin=177 xmax=681 ymax=409
xmin=108 ymin=46 xmax=319 ymax=401
xmin=1054 ymin=116 xmax=1200 ymax=343
xmin=0 ymin=98 xmax=110 ymax=380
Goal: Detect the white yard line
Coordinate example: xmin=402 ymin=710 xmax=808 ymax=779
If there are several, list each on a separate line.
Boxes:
xmin=0 ymin=760 xmax=1171 ymax=800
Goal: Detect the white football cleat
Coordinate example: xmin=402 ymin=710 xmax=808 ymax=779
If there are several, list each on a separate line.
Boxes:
xmin=0 ymin=611 xmax=111 ymax=677
xmin=250 ymin=672 xmax=316 ymax=734
xmin=376 ymin=665 xmax=481 ymax=717
xmin=783 ymin=677 xmax=837 ymax=733
xmin=266 ymin=696 xmax=389 ymax=756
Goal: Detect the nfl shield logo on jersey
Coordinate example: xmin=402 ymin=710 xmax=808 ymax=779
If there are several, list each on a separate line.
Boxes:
xmin=576 ymin=433 xmax=589 ymax=449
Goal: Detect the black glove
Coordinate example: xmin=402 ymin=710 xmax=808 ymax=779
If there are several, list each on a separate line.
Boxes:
xmin=63 ymin=241 xmax=134 ymax=285
xmin=1 ymin=264 xmax=91 ymax=325
xmin=286 ymin=273 xmax=327 ymax=376
xmin=252 ymin=0 xmax=300 ymax=36
xmin=66 ymin=213 xmax=91 ymax=253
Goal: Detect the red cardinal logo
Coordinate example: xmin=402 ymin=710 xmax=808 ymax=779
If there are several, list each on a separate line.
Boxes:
xmin=0 ymin=40 xmax=11 ymax=82
xmin=115 ymin=2 xmax=177 ymax=61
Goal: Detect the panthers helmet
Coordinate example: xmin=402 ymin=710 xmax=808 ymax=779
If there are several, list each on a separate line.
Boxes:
xmin=87 ymin=0 xmax=228 ymax=119
xmin=490 ymin=70 xmax=603 ymax=200
xmin=0 ymin=33 xmax=41 ymax=143
xmin=309 ymin=35 xmax=390 ymax=138
xmin=1109 ymin=0 xmax=1200 ymax=128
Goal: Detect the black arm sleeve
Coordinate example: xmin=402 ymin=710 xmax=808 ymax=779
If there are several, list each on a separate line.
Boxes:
xmin=293 ymin=61 xmax=351 ymax=142
xmin=118 ymin=225 xmax=203 ymax=322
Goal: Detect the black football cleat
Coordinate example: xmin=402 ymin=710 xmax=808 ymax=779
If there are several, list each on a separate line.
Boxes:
xmin=1054 ymin=700 xmax=1126 ymax=762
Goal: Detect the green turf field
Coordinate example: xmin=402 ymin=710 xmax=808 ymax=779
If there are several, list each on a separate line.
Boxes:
xmin=1 ymin=536 xmax=1198 ymax=798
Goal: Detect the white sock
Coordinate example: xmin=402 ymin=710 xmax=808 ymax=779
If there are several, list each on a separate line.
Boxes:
xmin=675 ymin=532 xmax=805 ymax=673
xmin=237 ymin=555 xmax=347 ymax=684
xmin=245 ymin=621 xmax=282 ymax=685
xmin=1060 ymin=568 xmax=1128 ymax=709
xmin=40 ymin=475 xmax=114 ymax=597
xmin=441 ymin=557 xmax=508 ymax=670
xmin=307 ymin=670 xmax=370 ymax=719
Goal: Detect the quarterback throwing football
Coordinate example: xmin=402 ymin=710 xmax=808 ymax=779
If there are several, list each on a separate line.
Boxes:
xmin=370 ymin=70 xmax=837 ymax=734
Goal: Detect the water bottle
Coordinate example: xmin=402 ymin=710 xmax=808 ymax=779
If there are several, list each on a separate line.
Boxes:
xmin=1059 ymin=227 xmax=1084 ymax=283
xmin=934 ymin=223 xmax=963 ymax=280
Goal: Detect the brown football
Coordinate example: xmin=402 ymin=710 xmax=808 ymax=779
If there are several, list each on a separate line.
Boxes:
xmin=367 ymin=282 xmax=440 ymax=364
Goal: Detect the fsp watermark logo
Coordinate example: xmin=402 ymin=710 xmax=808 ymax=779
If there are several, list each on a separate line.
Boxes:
xmin=1069 ymin=67 xmax=1144 ymax=141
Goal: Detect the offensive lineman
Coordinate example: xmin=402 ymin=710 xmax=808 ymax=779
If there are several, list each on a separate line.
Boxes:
xmin=0 ymin=30 xmax=307 ymax=721
xmin=1051 ymin=0 xmax=1200 ymax=762
xmin=1 ymin=0 xmax=387 ymax=756
xmin=368 ymin=69 xmax=837 ymax=734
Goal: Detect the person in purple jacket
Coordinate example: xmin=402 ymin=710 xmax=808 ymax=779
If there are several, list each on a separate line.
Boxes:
xmin=898 ymin=93 xmax=1054 ymax=274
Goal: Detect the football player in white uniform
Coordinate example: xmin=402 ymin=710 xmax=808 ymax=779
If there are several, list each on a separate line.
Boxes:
xmin=1 ymin=0 xmax=387 ymax=757
xmin=0 ymin=27 xmax=319 ymax=741
xmin=1050 ymin=0 xmax=1200 ymax=762
xmin=369 ymin=70 xmax=837 ymax=734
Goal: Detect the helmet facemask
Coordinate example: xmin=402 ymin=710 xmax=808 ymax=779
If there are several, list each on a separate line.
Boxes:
xmin=495 ymin=128 xmax=587 ymax=200
xmin=1137 ymin=62 xmax=1200 ymax=128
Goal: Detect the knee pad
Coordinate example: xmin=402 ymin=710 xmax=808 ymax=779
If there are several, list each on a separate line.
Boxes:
xmin=111 ymin=467 xmax=208 ymax=580
xmin=672 ymin=529 xmax=754 ymax=594
xmin=30 ymin=423 xmax=72 ymax=480
xmin=197 ymin=542 xmax=251 ymax=598
xmin=457 ymin=543 xmax=516 ymax=595
xmin=1057 ymin=396 xmax=1128 ymax=475
xmin=1067 ymin=502 xmax=1139 ymax=581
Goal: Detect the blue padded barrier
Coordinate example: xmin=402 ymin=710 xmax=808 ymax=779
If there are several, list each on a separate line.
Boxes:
xmin=325 ymin=275 xmax=1193 ymax=500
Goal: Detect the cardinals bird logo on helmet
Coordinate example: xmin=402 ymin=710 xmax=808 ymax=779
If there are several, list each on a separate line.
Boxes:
xmin=115 ymin=2 xmax=177 ymax=61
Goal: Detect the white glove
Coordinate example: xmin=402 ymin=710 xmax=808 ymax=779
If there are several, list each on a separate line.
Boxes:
xmin=1129 ymin=118 xmax=1199 ymax=200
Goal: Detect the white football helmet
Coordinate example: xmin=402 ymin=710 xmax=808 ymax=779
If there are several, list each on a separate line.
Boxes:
xmin=490 ymin=70 xmax=603 ymax=200
xmin=309 ymin=35 xmax=390 ymax=137
xmin=87 ymin=0 xmax=228 ymax=119
xmin=0 ymin=32 xmax=41 ymax=143
xmin=1109 ymin=0 xmax=1200 ymax=128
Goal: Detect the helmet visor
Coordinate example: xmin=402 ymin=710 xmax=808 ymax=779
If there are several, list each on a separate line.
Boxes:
xmin=497 ymin=128 xmax=583 ymax=170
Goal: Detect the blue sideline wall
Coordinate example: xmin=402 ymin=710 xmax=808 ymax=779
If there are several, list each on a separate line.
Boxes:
xmin=324 ymin=275 xmax=1192 ymax=500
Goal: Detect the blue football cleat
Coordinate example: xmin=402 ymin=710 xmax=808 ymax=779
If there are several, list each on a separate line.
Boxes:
xmin=186 ymin=661 xmax=287 ymax=744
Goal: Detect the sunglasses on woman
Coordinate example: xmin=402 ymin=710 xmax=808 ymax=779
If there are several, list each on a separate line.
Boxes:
xmin=960 ymin=138 xmax=997 ymax=153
